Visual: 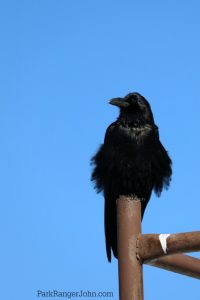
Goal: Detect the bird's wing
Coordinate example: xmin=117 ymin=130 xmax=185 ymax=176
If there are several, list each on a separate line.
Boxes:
xmin=104 ymin=122 xmax=118 ymax=144
xmin=151 ymin=127 xmax=172 ymax=196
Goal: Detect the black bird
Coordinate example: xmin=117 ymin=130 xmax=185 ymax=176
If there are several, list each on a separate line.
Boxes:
xmin=91 ymin=92 xmax=172 ymax=262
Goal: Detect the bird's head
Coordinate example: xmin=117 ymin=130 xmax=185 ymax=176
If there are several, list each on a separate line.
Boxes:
xmin=109 ymin=92 xmax=154 ymax=124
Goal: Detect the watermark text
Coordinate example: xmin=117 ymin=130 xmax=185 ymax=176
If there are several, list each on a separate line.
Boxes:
xmin=37 ymin=290 xmax=114 ymax=298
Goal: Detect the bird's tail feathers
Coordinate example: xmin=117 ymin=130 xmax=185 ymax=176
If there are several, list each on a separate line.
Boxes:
xmin=104 ymin=195 xmax=118 ymax=262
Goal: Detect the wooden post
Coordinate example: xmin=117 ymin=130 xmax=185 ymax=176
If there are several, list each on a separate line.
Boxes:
xmin=117 ymin=196 xmax=143 ymax=300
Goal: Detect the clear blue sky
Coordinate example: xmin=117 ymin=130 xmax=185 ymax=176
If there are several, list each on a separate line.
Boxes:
xmin=1 ymin=1 xmax=200 ymax=299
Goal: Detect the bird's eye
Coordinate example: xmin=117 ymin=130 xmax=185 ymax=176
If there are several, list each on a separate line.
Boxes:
xmin=138 ymin=102 xmax=146 ymax=111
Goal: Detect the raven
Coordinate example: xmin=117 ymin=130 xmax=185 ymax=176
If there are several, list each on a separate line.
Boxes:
xmin=91 ymin=92 xmax=172 ymax=262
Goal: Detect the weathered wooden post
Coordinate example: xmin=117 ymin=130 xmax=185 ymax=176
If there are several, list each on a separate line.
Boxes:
xmin=117 ymin=196 xmax=143 ymax=300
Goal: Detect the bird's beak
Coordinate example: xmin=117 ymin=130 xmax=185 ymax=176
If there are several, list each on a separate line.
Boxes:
xmin=109 ymin=98 xmax=130 ymax=108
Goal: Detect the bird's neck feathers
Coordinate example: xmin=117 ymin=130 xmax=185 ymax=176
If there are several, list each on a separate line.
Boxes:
xmin=118 ymin=110 xmax=147 ymax=127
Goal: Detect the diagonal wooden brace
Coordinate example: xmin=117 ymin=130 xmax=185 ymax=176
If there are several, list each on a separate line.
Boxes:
xmin=146 ymin=254 xmax=200 ymax=280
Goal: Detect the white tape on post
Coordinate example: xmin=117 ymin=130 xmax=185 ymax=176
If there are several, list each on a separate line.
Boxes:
xmin=159 ymin=234 xmax=171 ymax=254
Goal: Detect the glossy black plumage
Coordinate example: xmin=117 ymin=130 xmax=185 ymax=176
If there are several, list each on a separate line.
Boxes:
xmin=91 ymin=92 xmax=172 ymax=262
